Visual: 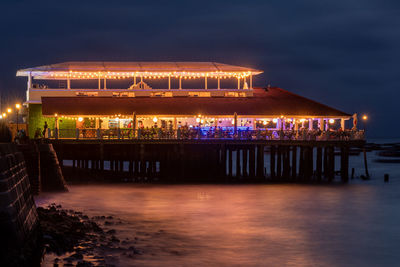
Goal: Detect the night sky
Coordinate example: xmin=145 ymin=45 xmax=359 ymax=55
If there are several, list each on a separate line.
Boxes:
xmin=0 ymin=0 xmax=398 ymax=138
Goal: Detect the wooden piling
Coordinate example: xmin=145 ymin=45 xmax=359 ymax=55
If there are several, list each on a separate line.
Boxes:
xmin=270 ymin=145 xmax=276 ymax=179
xmin=291 ymin=146 xmax=297 ymax=180
xmin=316 ymin=146 xmax=322 ymax=181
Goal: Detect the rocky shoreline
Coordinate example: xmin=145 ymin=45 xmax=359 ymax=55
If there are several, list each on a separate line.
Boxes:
xmin=37 ymin=204 xmax=144 ymax=267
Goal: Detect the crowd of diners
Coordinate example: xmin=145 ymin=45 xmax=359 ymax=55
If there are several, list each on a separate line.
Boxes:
xmin=69 ymin=125 xmax=363 ymax=140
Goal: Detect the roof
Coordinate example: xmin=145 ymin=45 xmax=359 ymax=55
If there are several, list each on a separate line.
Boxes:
xmin=41 ymin=87 xmax=350 ymax=117
xmin=16 ymin=61 xmax=263 ymax=78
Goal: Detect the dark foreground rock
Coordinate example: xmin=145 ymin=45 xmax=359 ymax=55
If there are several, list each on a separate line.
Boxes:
xmin=38 ymin=204 xmax=103 ymax=255
xmin=38 ymin=204 xmax=142 ymax=266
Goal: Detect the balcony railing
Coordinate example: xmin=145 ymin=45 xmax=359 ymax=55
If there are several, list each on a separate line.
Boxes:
xmin=46 ymin=128 xmax=365 ymax=141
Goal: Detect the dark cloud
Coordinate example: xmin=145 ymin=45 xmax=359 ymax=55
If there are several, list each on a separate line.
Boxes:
xmin=0 ymin=0 xmax=399 ymax=137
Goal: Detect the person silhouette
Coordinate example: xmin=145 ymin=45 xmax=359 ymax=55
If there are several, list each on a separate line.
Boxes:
xmin=43 ymin=121 xmax=48 ymax=137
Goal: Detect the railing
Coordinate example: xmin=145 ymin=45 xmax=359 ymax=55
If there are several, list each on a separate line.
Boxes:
xmin=48 ymin=128 xmax=365 ymax=141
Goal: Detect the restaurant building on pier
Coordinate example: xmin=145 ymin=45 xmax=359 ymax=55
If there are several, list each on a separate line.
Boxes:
xmin=16 ymin=61 xmax=354 ymax=139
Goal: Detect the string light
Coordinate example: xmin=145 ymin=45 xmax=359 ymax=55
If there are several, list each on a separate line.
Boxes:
xmin=37 ymin=70 xmax=253 ymax=80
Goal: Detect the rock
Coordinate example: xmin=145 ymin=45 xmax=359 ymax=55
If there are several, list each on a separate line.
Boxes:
xmin=129 ymin=246 xmax=142 ymax=255
xmin=76 ymin=260 xmax=93 ymax=267
xmin=104 ymin=221 xmax=113 ymax=225
xmin=43 ymin=234 xmax=53 ymax=240
xmin=106 ymin=216 xmax=114 ymax=219
xmin=106 ymin=229 xmax=116 ymax=235
xmin=110 ymin=236 xmax=120 ymax=243
xmin=71 ymin=253 xmax=84 ymax=260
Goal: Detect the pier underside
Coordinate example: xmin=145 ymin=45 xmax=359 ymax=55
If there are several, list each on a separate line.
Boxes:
xmin=49 ymin=140 xmax=365 ymax=183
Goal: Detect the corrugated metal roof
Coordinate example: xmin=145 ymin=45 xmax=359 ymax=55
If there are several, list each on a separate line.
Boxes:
xmin=17 ymin=61 xmax=263 ymax=76
xmin=41 ymin=87 xmax=350 ymax=117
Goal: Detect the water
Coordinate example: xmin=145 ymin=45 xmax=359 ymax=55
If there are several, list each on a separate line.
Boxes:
xmin=36 ymin=141 xmax=400 ymax=266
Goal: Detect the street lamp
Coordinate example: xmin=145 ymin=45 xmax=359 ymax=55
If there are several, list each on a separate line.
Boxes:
xmin=15 ymin=104 xmax=21 ymax=132
xmin=362 ymin=115 xmax=368 ymax=131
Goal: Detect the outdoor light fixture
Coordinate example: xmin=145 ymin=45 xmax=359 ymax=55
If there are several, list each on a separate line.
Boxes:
xmin=15 ymin=104 xmax=21 ymax=109
xmin=263 ymin=121 xmax=267 ymax=125
xmin=362 ymin=115 xmax=368 ymax=120
xmin=78 ymin=117 xmax=83 ymax=122
xmin=196 ymin=118 xmax=201 ymax=123
xmin=2 ymin=113 xmax=6 ymax=117
xmin=0 ymin=115 xmax=2 ymax=119
xmin=231 ymin=119 xmax=235 ymax=125
xmin=7 ymin=108 xmax=12 ymax=113
xmin=153 ymin=117 xmax=158 ymax=123
xmin=272 ymin=119 xmax=278 ymax=123
xmin=329 ymin=119 xmax=335 ymax=124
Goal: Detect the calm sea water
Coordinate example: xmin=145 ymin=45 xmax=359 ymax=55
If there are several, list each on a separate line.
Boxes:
xmin=36 ymin=140 xmax=400 ymax=267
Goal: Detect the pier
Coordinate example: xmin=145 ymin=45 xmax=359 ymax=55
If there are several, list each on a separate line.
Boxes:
xmin=50 ymin=138 xmax=364 ymax=183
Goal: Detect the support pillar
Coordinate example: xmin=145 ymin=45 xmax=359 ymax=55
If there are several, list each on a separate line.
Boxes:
xmin=291 ymin=146 xmax=297 ymax=179
xmin=236 ymin=147 xmax=241 ymax=178
xmin=256 ymin=145 xmax=264 ymax=178
xmin=318 ymin=119 xmax=324 ymax=131
xmin=277 ymin=146 xmax=282 ymax=178
xmin=316 ymin=147 xmax=322 ymax=181
xmin=249 ymin=146 xmax=255 ymax=178
xmin=340 ymin=146 xmax=349 ymax=182
xmin=270 ymin=145 xmax=276 ymax=179
xmin=28 ymin=73 xmax=32 ymax=90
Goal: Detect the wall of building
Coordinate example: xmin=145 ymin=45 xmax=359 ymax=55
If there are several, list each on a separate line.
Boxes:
xmin=28 ymin=104 xmax=55 ymax=138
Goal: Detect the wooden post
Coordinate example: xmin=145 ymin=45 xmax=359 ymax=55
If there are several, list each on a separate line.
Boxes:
xmin=323 ymin=146 xmax=328 ymax=179
xmin=328 ymin=146 xmax=335 ymax=182
xmin=299 ymin=146 xmax=304 ymax=179
xmin=140 ymin=144 xmax=146 ymax=178
xmin=291 ymin=146 xmax=297 ymax=180
xmin=228 ymin=146 xmax=233 ymax=178
xmin=363 ymin=147 xmax=370 ymax=178
xmin=277 ymin=146 xmax=282 ymax=178
xmin=243 ymin=147 xmax=248 ymax=177
xmin=221 ymin=144 xmax=227 ymax=179
xmin=270 ymin=145 xmax=276 ymax=179
xmin=283 ymin=146 xmax=291 ymax=179
xmin=236 ymin=147 xmax=241 ymax=178
xmin=308 ymin=146 xmax=314 ymax=180
xmin=256 ymin=145 xmax=264 ymax=178
xmin=316 ymin=146 xmax=322 ymax=181
xmin=341 ymin=146 xmax=349 ymax=182
xmin=249 ymin=146 xmax=255 ymax=178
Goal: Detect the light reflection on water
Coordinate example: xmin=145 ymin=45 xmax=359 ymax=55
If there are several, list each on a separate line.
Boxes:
xmin=36 ymin=147 xmax=400 ymax=266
